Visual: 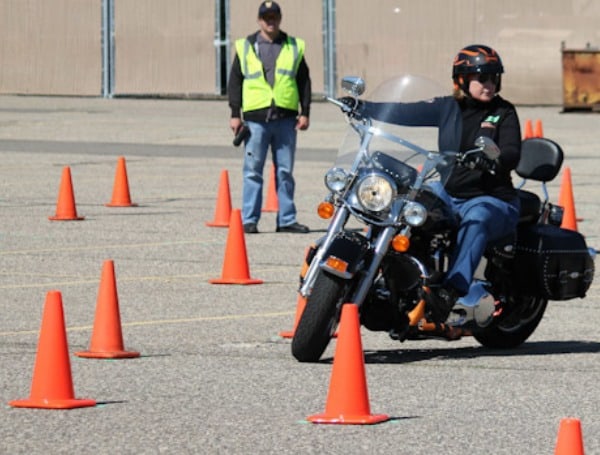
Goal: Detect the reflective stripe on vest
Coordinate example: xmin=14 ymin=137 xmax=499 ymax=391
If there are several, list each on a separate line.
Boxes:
xmin=235 ymin=36 xmax=304 ymax=112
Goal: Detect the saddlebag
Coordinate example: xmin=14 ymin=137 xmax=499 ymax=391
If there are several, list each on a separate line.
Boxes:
xmin=513 ymin=224 xmax=594 ymax=300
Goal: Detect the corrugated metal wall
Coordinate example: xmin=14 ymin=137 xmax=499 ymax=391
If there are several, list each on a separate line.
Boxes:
xmin=0 ymin=0 xmax=598 ymax=104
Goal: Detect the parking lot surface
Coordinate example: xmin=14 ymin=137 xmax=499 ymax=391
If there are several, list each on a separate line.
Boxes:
xmin=1 ymin=95 xmax=599 ymax=454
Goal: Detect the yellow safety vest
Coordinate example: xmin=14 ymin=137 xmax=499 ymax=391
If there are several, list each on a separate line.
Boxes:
xmin=235 ymin=36 xmax=305 ymax=112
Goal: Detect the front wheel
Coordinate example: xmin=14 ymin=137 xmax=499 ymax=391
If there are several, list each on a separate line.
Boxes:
xmin=291 ymin=270 xmax=349 ymax=362
xmin=474 ymin=296 xmax=548 ymax=348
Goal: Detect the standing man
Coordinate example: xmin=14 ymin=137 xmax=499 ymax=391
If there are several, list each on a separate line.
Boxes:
xmin=228 ymin=1 xmax=311 ymax=234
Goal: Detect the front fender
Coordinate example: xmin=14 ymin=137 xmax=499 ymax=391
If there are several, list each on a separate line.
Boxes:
xmin=319 ymin=232 xmax=371 ymax=279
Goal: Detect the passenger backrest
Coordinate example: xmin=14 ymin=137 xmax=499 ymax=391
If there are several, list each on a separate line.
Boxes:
xmin=516 ymin=138 xmax=564 ymax=182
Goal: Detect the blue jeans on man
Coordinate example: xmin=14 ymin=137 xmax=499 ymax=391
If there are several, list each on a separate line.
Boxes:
xmin=243 ymin=117 xmax=300 ymax=229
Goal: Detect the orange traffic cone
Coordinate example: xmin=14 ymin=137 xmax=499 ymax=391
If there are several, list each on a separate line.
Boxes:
xmin=523 ymin=119 xmax=533 ymax=139
xmin=279 ymin=294 xmax=307 ymax=338
xmin=206 ymin=169 xmax=232 ymax=227
xmin=307 ymin=303 xmax=389 ymax=424
xmin=106 ymin=156 xmax=137 ymax=207
xmin=262 ymin=164 xmax=279 ymax=212
xmin=555 ymin=418 xmax=585 ymax=455
xmin=75 ymin=260 xmax=140 ymax=359
xmin=49 ymin=166 xmax=85 ymax=221
xmin=534 ymin=119 xmax=544 ymax=138
xmin=209 ymin=209 xmax=263 ymax=285
xmin=9 ymin=291 xmax=96 ymax=409
xmin=558 ymin=167 xmax=578 ymax=231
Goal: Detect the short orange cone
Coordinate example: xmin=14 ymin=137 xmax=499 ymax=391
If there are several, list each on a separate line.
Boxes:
xmin=307 ymin=303 xmax=389 ymax=424
xmin=106 ymin=156 xmax=137 ymax=207
xmin=49 ymin=166 xmax=85 ymax=221
xmin=523 ymin=119 xmax=533 ymax=139
xmin=262 ymin=164 xmax=279 ymax=212
xmin=554 ymin=418 xmax=585 ymax=455
xmin=558 ymin=167 xmax=578 ymax=231
xmin=210 ymin=209 xmax=263 ymax=285
xmin=9 ymin=291 xmax=96 ymax=409
xmin=75 ymin=260 xmax=140 ymax=359
xmin=279 ymin=294 xmax=307 ymax=338
xmin=534 ymin=119 xmax=544 ymax=138
xmin=206 ymin=169 xmax=232 ymax=227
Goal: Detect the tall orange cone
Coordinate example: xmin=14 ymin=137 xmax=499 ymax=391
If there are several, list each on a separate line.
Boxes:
xmin=558 ymin=167 xmax=578 ymax=231
xmin=75 ymin=260 xmax=140 ymax=359
xmin=307 ymin=303 xmax=389 ymax=424
xmin=523 ymin=119 xmax=533 ymax=139
xmin=554 ymin=418 xmax=585 ymax=455
xmin=106 ymin=156 xmax=137 ymax=207
xmin=210 ymin=209 xmax=263 ymax=285
xmin=49 ymin=166 xmax=85 ymax=221
xmin=279 ymin=294 xmax=307 ymax=338
xmin=206 ymin=169 xmax=232 ymax=227
xmin=262 ymin=164 xmax=279 ymax=212
xmin=533 ymin=119 xmax=544 ymax=138
xmin=9 ymin=291 xmax=96 ymax=409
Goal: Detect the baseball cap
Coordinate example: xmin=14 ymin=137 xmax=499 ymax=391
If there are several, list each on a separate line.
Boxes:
xmin=258 ymin=1 xmax=281 ymax=17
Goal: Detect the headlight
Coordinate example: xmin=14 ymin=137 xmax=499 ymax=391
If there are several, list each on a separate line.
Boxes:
xmin=324 ymin=167 xmax=349 ymax=192
xmin=402 ymin=201 xmax=427 ymax=226
xmin=357 ymin=174 xmax=394 ymax=212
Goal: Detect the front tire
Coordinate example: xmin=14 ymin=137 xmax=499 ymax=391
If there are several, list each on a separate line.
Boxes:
xmin=474 ymin=296 xmax=548 ymax=348
xmin=291 ymin=271 xmax=348 ymax=362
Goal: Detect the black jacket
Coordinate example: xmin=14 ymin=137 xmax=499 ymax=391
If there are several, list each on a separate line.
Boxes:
xmin=362 ymin=95 xmax=521 ymax=202
xmin=228 ymin=31 xmax=311 ymax=122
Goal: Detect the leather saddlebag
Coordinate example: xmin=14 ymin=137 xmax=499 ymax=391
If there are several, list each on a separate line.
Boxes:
xmin=513 ymin=224 xmax=594 ymax=300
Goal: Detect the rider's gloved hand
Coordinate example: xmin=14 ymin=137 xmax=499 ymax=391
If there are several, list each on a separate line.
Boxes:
xmin=337 ymin=96 xmax=364 ymax=116
xmin=465 ymin=154 xmax=496 ymax=174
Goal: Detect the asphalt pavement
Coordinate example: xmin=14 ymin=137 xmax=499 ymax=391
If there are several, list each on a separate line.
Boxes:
xmin=1 ymin=95 xmax=599 ymax=454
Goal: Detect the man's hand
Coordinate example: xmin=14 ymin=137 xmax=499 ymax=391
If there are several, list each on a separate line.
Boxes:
xmin=230 ymin=117 xmax=243 ymax=135
xmin=296 ymin=115 xmax=310 ymax=131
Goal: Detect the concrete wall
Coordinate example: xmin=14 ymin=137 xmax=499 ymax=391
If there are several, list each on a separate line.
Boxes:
xmin=0 ymin=0 xmax=598 ymax=104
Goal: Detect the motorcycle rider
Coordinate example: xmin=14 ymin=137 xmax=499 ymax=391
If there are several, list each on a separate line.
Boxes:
xmin=341 ymin=45 xmax=521 ymax=323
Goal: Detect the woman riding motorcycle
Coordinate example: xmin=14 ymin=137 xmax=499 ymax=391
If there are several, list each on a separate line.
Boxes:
xmin=341 ymin=44 xmax=521 ymax=322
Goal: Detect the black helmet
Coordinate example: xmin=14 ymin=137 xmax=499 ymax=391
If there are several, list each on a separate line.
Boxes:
xmin=452 ymin=45 xmax=504 ymax=93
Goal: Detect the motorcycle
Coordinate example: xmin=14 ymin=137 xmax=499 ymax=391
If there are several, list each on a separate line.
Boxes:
xmin=291 ymin=74 xmax=595 ymax=362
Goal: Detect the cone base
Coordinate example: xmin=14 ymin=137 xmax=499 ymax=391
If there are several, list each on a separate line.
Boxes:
xmin=209 ymin=278 xmax=263 ymax=285
xmin=279 ymin=330 xmax=294 ymax=338
xmin=205 ymin=221 xmax=229 ymax=227
xmin=9 ymin=397 xmax=96 ymax=409
xmin=49 ymin=215 xmax=85 ymax=221
xmin=261 ymin=208 xmax=278 ymax=213
xmin=105 ymin=202 xmax=138 ymax=207
xmin=74 ymin=349 xmax=140 ymax=359
xmin=307 ymin=412 xmax=390 ymax=425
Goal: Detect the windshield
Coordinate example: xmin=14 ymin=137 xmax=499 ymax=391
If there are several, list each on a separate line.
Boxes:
xmin=335 ymin=74 xmax=455 ymax=188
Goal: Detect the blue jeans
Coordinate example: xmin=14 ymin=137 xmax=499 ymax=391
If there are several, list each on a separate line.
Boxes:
xmin=431 ymin=183 xmax=520 ymax=295
xmin=242 ymin=117 xmax=298 ymax=227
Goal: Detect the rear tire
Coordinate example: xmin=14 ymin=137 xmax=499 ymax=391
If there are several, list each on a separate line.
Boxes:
xmin=474 ymin=296 xmax=547 ymax=348
xmin=291 ymin=271 xmax=348 ymax=362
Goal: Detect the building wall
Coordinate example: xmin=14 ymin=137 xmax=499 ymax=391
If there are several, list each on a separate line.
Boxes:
xmin=0 ymin=0 xmax=598 ymax=104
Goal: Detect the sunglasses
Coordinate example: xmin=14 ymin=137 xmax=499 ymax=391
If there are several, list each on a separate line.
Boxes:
xmin=473 ymin=73 xmax=500 ymax=84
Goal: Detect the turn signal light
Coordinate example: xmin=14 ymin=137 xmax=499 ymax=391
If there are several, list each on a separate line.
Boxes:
xmin=391 ymin=234 xmax=410 ymax=252
xmin=317 ymin=201 xmax=335 ymax=219
xmin=325 ymin=256 xmax=348 ymax=274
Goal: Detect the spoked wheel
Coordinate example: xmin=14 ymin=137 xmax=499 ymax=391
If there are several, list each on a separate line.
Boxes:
xmin=474 ymin=296 xmax=548 ymax=349
xmin=291 ymin=270 xmax=349 ymax=362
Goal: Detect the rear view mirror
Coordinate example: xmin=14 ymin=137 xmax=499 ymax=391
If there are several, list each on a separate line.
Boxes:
xmin=475 ymin=136 xmax=500 ymax=160
xmin=341 ymin=77 xmax=365 ymax=97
